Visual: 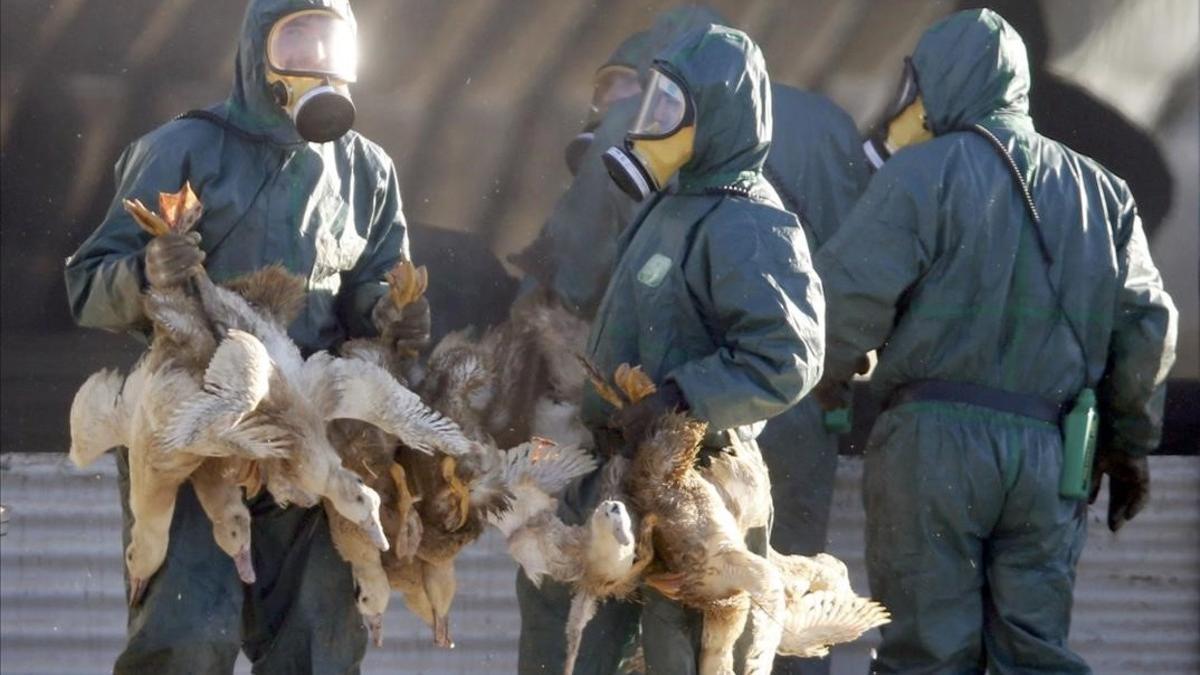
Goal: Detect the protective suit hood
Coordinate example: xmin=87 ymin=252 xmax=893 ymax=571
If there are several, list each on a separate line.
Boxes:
xmin=602 ymin=30 xmax=653 ymax=75
xmin=570 ymin=6 xmax=728 ymax=170
xmin=645 ymin=5 xmax=727 ymax=67
xmin=229 ymin=0 xmax=357 ymax=145
xmin=911 ymin=9 xmax=1031 ymax=135
xmin=655 ymin=24 xmax=771 ymax=194
xmin=603 ymin=0 xmax=728 ymax=77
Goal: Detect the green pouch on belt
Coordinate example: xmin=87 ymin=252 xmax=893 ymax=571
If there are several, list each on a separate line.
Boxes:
xmin=823 ymin=407 xmax=852 ymax=434
xmin=1059 ymin=387 xmax=1099 ymax=499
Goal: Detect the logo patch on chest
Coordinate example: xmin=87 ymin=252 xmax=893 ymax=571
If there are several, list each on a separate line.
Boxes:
xmin=637 ymin=253 xmax=672 ymax=288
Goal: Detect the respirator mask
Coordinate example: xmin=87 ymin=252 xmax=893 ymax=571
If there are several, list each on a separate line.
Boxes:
xmin=602 ymin=67 xmax=695 ymax=201
xmin=565 ymin=65 xmax=643 ymax=175
xmin=862 ymin=57 xmax=933 ymax=170
xmin=265 ymin=9 xmax=358 ymax=143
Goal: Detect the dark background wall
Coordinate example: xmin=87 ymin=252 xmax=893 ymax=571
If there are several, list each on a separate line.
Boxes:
xmin=1 ymin=0 xmax=1196 ymax=452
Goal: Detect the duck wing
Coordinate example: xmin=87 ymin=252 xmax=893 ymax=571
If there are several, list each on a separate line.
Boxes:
xmin=502 ymin=439 xmax=597 ymax=495
xmin=489 ymin=483 xmax=587 ymax=588
xmin=778 ymin=590 xmax=891 ymax=658
xmin=159 ymin=330 xmax=272 ymax=452
xmin=305 ymin=353 xmax=477 ymax=457
xmin=771 ymin=550 xmax=854 ymax=595
xmin=69 ymin=367 xmax=132 ymax=467
xmin=468 ymin=439 xmax=597 ymax=519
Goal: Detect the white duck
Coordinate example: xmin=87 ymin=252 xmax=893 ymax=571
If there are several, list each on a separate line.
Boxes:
xmin=155 ymin=266 xmax=479 ymax=550
xmin=68 ymin=346 xmax=283 ymax=604
xmin=489 ymin=453 xmax=656 ymax=675
xmin=190 ymin=457 xmax=257 ymax=584
xmin=323 ymin=419 xmax=424 ymax=647
xmin=128 ymin=187 xmax=478 ymax=534
xmin=769 ymin=549 xmax=891 ymax=659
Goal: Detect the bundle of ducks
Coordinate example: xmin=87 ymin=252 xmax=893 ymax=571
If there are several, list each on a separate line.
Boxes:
xmin=67 ymin=184 xmax=593 ymax=648
xmin=69 ymin=184 xmax=888 ymax=666
xmin=492 ymin=362 xmax=893 ymax=675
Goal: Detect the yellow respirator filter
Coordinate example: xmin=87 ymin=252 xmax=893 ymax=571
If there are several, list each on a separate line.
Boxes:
xmin=630 ymin=125 xmax=695 ymax=190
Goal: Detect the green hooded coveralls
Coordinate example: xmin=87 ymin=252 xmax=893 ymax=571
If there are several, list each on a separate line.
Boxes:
xmin=63 ymin=1 xmax=407 ymax=672
xmin=522 ymin=24 xmax=825 ymax=675
xmin=815 ymin=10 xmax=1177 ymax=674
xmin=514 ymin=11 xmax=866 ymax=675
xmin=521 ymin=2 xmax=867 ymax=541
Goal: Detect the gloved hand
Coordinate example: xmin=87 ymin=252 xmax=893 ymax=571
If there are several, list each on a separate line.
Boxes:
xmin=372 ymin=295 xmax=432 ymax=353
xmin=144 ymin=232 xmax=204 ymax=288
xmin=1089 ymin=450 xmax=1150 ymax=533
xmin=614 ymin=380 xmax=688 ymax=447
xmin=810 ymin=354 xmax=870 ymax=411
xmin=811 ymin=377 xmax=851 ymax=412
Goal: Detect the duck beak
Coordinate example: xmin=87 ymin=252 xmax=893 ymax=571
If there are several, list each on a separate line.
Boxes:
xmin=432 ymin=613 xmax=454 ymax=649
xmin=128 ymin=577 xmax=148 ymax=607
xmin=366 ymin=613 xmax=384 ymax=647
xmin=234 ymin=544 xmax=256 ymax=584
xmin=361 ymin=517 xmax=390 ymax=552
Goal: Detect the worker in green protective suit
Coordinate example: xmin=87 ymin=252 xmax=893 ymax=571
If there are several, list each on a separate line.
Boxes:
xmin=815 ymin=9 xmax=1178 ymax=674
xmin=512 ymin=9 xmax=866 ymax=675
xmin=523 ymin=23 xmax=825 ymax=674
xmin=63 ymin=1 xmax=427 ymax=672
xmin=509 ymin=26 xmax=650 ymax=317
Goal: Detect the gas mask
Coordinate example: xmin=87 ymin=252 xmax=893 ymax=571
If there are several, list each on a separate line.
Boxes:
xmin=602 ymin=67 xmax=695 ymax=201
xmin=565 ymin=64 xmax=642 ymax=175
xmin=862 ymin=57 xmax=933 ymax=170
xmin=265 ymin=9 xmax=358 ymax=143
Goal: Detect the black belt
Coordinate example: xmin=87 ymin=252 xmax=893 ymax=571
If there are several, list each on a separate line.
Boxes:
xmin=886 ymin=379 xmax=1064 ymax=424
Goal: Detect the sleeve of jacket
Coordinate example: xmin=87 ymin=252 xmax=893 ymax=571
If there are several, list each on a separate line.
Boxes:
xmin=668 ymin=210 xmax=825 ymax=431
xmin=814 ymin=162 xmax=934 ymax=384
xmin=337 ymin=158 xmax=411 ymax=338
xmin=1099 ymin=200 xmax=1177 ymax=456
xmin=64 ymin=140 xmax=187 ymax=334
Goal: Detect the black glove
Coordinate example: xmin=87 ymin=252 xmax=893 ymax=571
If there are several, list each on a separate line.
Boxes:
xmin=144 ymin=232 xmax=204 ymax=289
xmin=811 ymin=377 xmax=851 ymax=412
xmin=1089 ymin=450 xmax=1150 ymax=533
xmin=810 ymin=354 xmax=870 ymax=411
xmin=614 ymin=380 xmax=688 ymax=447
xmin=372 ymin=296 xmax=432 ymax=352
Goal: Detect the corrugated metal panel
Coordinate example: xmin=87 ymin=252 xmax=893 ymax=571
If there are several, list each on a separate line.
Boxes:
xmin=0 ymin=454 xmax=520 ymax=675
xmin=2 ymin=453 xmax=1197 ymax=674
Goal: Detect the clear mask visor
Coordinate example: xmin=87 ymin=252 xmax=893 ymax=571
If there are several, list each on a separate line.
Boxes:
xmin=267 ymin=9 xmax=358 ymax=82
xmin=591 ymin=65 xmax=642 ymax=119
xmin=883 ymin=57 xmax=920 ymax=121
xmin=629 ymin=68 xmax=691 ymax=140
